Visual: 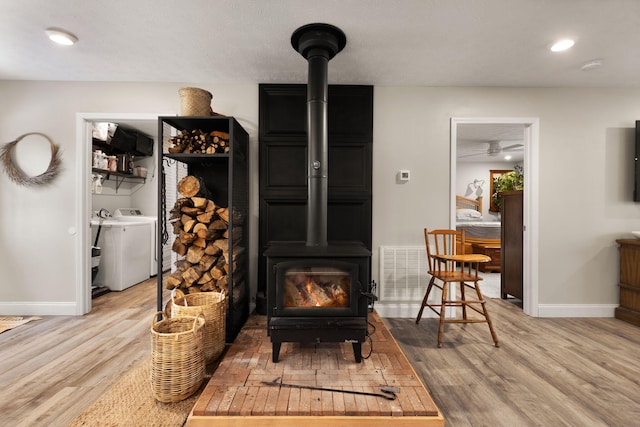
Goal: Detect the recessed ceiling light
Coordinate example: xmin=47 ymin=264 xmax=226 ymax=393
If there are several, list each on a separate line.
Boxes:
xmin=45 ymin=28 xmax=78 ymax=46
xmin=504 ymin=155 xmax=512 ymax=161
xmin=550 ymin=39 xmax=575 ymax=52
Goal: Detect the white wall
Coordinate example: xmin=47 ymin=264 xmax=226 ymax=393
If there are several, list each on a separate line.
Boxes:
xmin=0 ymin=81 xmax=258 ymax=314
xmin=372 ymin=86 xmax=640 ymax=316
xmin=1 ymin=82 xmax=639 ymax=316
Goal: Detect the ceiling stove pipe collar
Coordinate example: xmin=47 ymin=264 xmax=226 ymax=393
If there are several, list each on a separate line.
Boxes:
xmin=291 ymin=23 xmax=346 ymax=60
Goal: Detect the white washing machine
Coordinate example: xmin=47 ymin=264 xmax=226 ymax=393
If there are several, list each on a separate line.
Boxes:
xmin=113 ymin=208 xmax=159 ymax=276
xmin=91 ymin=220 xmax=151 ymax=291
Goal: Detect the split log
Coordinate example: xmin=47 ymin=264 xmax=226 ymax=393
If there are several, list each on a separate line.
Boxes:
xmin=210 ymin=266 xmax=225 ymax=280
xmin=224 ymin=261 xmax=237 ymax=274
xmin=213 ymin=239 xmax=229 ymax=251
xmin=166 ymin=272 xmax=184 ymax=289
xmin=203 ymin=227 xmax=222 ymax=240
xmin=199 ymin=279 xmax=217 ymax=291
xmin=199 ymin=254 xmax=218 ymax=271
xmin=191 ymin=197 xmax=208 ymax=209
xmin=209 ymin=219 xmax=227 ymax=230
xmin=205 ymin=242 xmax=223 ymax=256
xmin=193 ymin=222 xmax=208 ymax=238
xmin=186 ymin=245 xmax=205 ymax=264
xmin=196 ymin=210 xmax=214 ymax=224
xmin=211 ymin=130 xmax=229 ymax=139
xmin=182 ymin=266 xmax=204 ymax=286
xmin=174 ymin=260 xmax=190 ymax=272
xmin=216 ymin=207 xmax=229 ymax=223
xmin=210 ymin=257 xmax=227 ymax=280
xmin=180 ymin=211 xmax=195 ymax=226
xmin=216 ymin=275 xmax=229 ymax=289
xmin=179 ymin=230 xmax=196 ymax=245
xmin=183 ymin=219 xmax=195 ymax=233
xmin=197 ymin=270 xmax=214 ymax=284
xmin=181 ymin=206 xmax=201 ymax=216
xmin=170 ymin=198 xmax=192 ymax=219
xmin=193 ymin=237 xmax=207 ymax=248
xmin=172 ymin=220 xmax=183 ymax=234
xmin=172 ymin=239 xmax=187 ymax=256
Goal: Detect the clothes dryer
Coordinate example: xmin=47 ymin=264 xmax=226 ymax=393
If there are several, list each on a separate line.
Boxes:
xmin=113 ymin=208 xmax=159 ymax=275
xmin=90 ymin=220 xmax=151 ymax=291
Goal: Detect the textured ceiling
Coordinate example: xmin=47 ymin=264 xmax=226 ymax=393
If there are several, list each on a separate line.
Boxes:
xmin=1 ymin=0 xmax=640 ymax=87
xmin=457 ymin=123 xmax=526 ymax=163
xmin=3 ymin=0 xmax=637 ymax=164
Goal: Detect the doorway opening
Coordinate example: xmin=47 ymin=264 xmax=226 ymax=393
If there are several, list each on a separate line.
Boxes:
xmin=75 ymin=113 xmax=170 ymax=314
xmin=450 ymin=117 xmax=539 ymax=317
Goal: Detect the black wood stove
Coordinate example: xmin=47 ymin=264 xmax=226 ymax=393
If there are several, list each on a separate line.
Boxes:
xmin=265 ymin=23 xmax=374 ymax=363
xmin=265 ymin=243 xmax=372 ymax=362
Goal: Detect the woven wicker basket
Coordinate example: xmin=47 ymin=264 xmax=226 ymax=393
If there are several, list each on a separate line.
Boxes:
xmin=171 ymin=290 xmax=227 ymax=363
xmin=150 ymin=311 xmax=205 ymax=403
xmin=179 ymin=87 xmax=213 ymax=116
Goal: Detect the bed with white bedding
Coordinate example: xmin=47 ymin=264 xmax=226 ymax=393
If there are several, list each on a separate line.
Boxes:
xmin=455 ymin=196 xmax=501 ymax=257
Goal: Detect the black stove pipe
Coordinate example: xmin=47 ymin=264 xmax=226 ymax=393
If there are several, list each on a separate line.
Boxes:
xmin=291 ymin=23 xmax=346 ymax=247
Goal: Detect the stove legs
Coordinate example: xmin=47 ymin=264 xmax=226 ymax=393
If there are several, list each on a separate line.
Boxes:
xmin=269 ymin=317 xmax=367 ymax=363
xmin=271 ymin=341 xmax=362 ymax=363
xmin=272 ymin=342 xmax=281 ymax=363
xmin=352 ymin=342 xmax=362 ymax=363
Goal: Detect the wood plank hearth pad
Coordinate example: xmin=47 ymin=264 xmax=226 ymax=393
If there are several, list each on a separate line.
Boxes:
xmin=187 ymin=312 xmax=443 ymax=426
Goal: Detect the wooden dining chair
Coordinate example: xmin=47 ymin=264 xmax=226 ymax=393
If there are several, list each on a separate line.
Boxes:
xmin=416 ymin=228 xmax=499 ymax=348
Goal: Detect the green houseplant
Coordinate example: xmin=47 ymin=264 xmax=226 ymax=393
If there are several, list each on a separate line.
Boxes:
xmin=491 ymin=165 xmax=524 ymax=211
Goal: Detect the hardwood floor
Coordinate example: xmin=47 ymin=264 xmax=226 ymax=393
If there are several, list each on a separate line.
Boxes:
xmin=385 ymin=298 xmax=640 ymax=427
xmin=2 ymin=280 xmax=639 ymax=427
xmin=0 ymin=278 xmax=159 ymax=427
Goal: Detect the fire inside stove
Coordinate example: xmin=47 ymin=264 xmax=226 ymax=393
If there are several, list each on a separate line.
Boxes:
xmin=284 ymin=267 xmax=351 ymax=308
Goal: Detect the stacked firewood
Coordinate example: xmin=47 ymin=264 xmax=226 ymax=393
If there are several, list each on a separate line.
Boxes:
xmin=165 ymin=175 xmax=237 ymax=294
xmin=168 ymin=129 xmax=230 ymax=154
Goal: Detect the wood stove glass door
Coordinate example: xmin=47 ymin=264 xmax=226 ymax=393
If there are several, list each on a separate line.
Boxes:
xmin=275 ymin=260 xmax=359 ymax=316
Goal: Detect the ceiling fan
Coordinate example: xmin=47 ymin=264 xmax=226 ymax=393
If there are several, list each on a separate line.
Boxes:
xmin=458 ymin=140 xmax=524 ymax=158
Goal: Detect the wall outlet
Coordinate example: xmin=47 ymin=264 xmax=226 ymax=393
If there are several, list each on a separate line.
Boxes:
xmin=399 ymin=170 xmax=410 ymax=181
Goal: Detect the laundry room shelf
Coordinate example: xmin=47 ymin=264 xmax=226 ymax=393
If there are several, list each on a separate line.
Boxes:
xmin=92 ymin=168 xmax=146 ymax=192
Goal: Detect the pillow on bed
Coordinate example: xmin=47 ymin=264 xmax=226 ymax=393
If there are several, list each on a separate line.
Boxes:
xmin=456 ymin=208 xmax=482 ymax=220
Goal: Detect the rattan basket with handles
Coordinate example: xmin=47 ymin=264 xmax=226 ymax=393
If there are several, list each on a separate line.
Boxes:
xmin=171 ymin=289 xmax=227 ymax=363
xmin=179 ymin=87 xmax=213 ymax=116
xmin=150 ymin=311 xmax=205 ymax=403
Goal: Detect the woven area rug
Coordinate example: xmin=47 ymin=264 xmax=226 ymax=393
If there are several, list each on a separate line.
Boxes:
xmin=0 ymin=316 xmax=41 ymax=334
xmin=69 ymin=357 xmax=203 ymax=427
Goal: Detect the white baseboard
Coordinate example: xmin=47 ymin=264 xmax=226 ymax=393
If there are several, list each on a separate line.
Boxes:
xmin=0 ymin=301 xmax=78 ymax=316
xmin=11 ymin=302 xmax=613 ymax=319
xmin=376 ymin=302 xmax=618 ymax=319
xmin=537 ymin=304 xmax=617 ymax=318
xmin=373 ymin=302 xmax=429 ymax=318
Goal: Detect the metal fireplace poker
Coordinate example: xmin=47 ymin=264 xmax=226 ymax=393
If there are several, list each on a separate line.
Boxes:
xmin=264 ymin=23 xmax=375 ymax=363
